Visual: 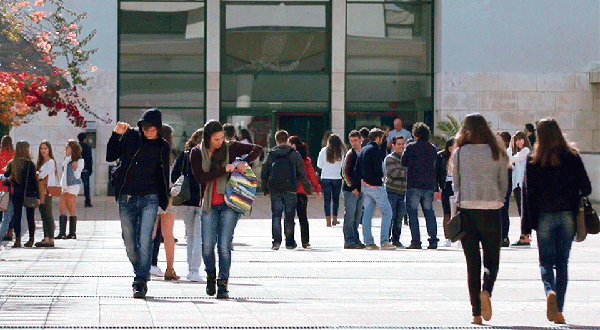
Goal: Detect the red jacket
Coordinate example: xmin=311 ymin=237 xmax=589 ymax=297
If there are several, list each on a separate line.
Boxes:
xmin=0 ymin=149 xmax=14 ymax=192
xmin=298 ymin=157 xmax=321 ymax=195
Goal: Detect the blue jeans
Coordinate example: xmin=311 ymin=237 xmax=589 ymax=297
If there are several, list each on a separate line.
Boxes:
xmin=0 ymin=201 xmax=14 ymax=240
xmin=270 ymin=191 xmax=297 ymax=247
xmin=82 ymin=170 xmax=92 ymax=205
xmin=537 ymin=211 xmax=576 ymax=313
xmin=321 ymin=179 xmax=342 ymax=217
xmin=202 ymin=203 xmax=240 ymax=279
xmin=387 ymin=191 xmax=406 ymax=243
xmin=179 ymin=206 xmax=203 ymax=274
xmin=361 ymin=185 xmax=393 ymax=246
xmin=343 ymin=190 xmax=363 ymax=246
xmin=406 ymin=188 xmax=438 ymax=246
xmin=118 ymin=194 xmax=159 ymax=285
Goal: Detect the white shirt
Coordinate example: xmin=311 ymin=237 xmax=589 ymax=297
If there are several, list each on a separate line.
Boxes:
xmin=387 ymin=128 xmax=413 ymax=143
xmin=507 ymin=146 xmax=530 ymax=189
xmin=317 ymin=147 xmax=343 ymax=180
xmin=38 ymin=159 xmax=57 ymax=186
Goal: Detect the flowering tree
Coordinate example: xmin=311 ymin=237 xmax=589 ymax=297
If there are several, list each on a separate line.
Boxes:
xmin=0 ymin=0 xmax=107 ymax=136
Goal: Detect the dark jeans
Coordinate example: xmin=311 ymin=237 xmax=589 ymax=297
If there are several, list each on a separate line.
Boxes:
xmin=501 ymin=184 xmax=512 ymax=240
xmin=296 ymin=193 xmax=310 ymax=245
xmin=39 ymin=196 xmax=55 ymax=238
xmin=152 ymin=219 xmax=162 ymax=266
xmin=513 ymin=186 xmax=522 ymax=216
xmin=441 ymin=183 xmax=454 ymax=216
xmin=343 ymin=191 xmax=363 ymax=246
xmin=537 ymin=211 xmax=576 ymax=313
xmin=201 ymin=203 xmax=240 ymax=279
xmin=387 ymin=191 xmax=406 ymax=243
xmin=460 ymin=208 xmax=502 ymax=317
xmin=82 ymin=170 xmax=92 ymax=205
xmin=321 ymin=179 xmax=342 ymax=217
xmin=270 ymin=191 xmax=297 ymax=247
xmin=406 ymin=188 xmax=438 ymax=246
xmin=10 ymin=197 xmax=35 ymax=238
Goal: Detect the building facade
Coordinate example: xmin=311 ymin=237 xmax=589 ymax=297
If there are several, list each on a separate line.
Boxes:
xmin=10 ymin=0 xmax=600 ymax=196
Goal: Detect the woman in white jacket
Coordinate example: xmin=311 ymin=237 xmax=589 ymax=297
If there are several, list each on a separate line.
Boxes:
xmin=56 ymin=140 xmax=84 ymax=240
xmin=507 ymin=131 xmax=531 ymax=246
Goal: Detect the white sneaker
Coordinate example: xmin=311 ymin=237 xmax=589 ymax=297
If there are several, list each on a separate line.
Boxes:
xmin=380 ymin=243 xmax=397 ymax=250
xmin=440 ymin=239 xmax=452 ymax=247
xmin=186 ymin=272 xmax=202 ymax=282
xmin=0 ymin=245 xmax=4 ymax=251
xmin=149 ymin=265 xmax=164 ymax=277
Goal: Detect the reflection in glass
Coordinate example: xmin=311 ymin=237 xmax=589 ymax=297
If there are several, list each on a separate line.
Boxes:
xmin=119 ymin=73 xmax=205 ymax=108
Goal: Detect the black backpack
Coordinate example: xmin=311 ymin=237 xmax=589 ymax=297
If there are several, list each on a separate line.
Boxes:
xmin=270 ymin=150 xmax=297 ymax=191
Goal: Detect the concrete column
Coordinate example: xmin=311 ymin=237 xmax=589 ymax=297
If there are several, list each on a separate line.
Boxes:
xmin=331 ymin=0 xmax=346 ymax=138
xmin=206 ymin=0 xmax=220 ymax=121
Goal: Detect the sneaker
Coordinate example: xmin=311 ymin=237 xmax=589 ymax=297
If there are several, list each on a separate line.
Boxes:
xmin=427 ymin=245 xmax=438 ymax=250
xmin=365 ymin=244 xmax=379 ymax=250
xmin=271 ymin=243 xmax=281 ymax=251
xmin=132 ymin=283 xmax=147 ymax=299
xmin=302 ymin=243 xmax=311 ymax=249
xmin=392 ymin=241 xmax=404 ymax=248
xmin=84 ymin=203 xmax=93 ymax=208
xmin=344 ymin=244 xmax=365 ymax=249
xmin=286 ymin=243 xmax=297 ymax=250
xmin=406 ymin=244 xmax=422 ymax=250
xmin=0 ymin=245 xmax=4 ymax=251
xmin=480 ymin=291 xmax=492 ymax=321
xmin=186 ymin=272 xmax=202 ymax=282
xmin=501 ymin=238 xmax=510 ymax=247
xmin=547 ymin=291 xmax=558 ymax=322
xmin=440 ymin=239 xmax=452 ymax=247
xmin=149 ymin=265 xmax=164 ymax=277
xmin=380 ymin=243 xmax=397 ymax=250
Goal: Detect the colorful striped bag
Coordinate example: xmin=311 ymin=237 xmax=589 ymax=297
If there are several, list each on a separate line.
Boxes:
xmin=225 ymin=166 xmax=258 ymax=215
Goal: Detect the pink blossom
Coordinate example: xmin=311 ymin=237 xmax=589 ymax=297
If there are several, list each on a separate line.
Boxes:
xmin=69 ymin=24 xmax=77 ymax=29
xmin=70 ymin=39 xmax=79 ymax=45
xmin=30 ymin=11 xmax=47 ymax=22
xmin=67 ymin=32 xmax=76 ymax=39
xmin=17 ymin=2 xmax=30 ymax=8
xmin=35 ymin=0 xmax=45 ymax=6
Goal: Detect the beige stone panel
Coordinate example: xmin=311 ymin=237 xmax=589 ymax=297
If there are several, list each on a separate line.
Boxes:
xmin=574 ymin=73 xmax=592 ymax=92
xmin=517 ymin=92 xmax=555 ymax=111
xmin=433 ymin=91 xmax=442 ymax=112
xmin=440 ymin=92 xmax=479 ymax=110
xmin=479 ymin=111 xmax=499 ymax=130
xmin=556 ymin=92 xmax=593 ymax=112
xmin=498 ymin=111 xmax=537 ymax=132
xmin=331 ymin=91 xmax=344 ymax=111
xmin=480 ymin=92 xmax=518 ymax=111
xmin=331 ymin=110 xmax=345 ymax=131
xmin=437 ymin=110 xmax=466 ymax=125
xmin=80 ymin=88 xmax=117 ymax=109
xmin=594 ymin=131 xmax=600 ymax=152
xmin=460 ymin=72 xmax=499 ymax=92
xmin=498 ymin=73 xmax=536 ymax=92
xmin=89 ymin=70 xmax=117 ymax=90
xmin=552 ymin=110 xmax=575 ymax=130
xmin=537 ymin=73 xmax=575 ymax=92
xmin=206 ymin=72 xmax=220 ymax=91
xmin=574 ymin=110 xmax=599 ymax=131
xmin=332 ymin=73 xmax=345 ymax=93
xmin=438 ymin=72 xmax=462 ymax=92
xmin=565 ymin=129 xmax=594 ymax=152
xmin=206 ymin=90 xmax=219 ymax=109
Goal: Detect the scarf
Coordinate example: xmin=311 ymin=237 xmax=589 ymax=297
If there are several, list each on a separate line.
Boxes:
xmin=201 ymin=141 xmax=229 ymax=213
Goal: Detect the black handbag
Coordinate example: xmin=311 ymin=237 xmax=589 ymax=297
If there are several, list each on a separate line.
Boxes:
xmin=23 ymin=161 xmax=38 ymax=208
xmin=447 ymin=149 xmax=467 ymax=242
xmin=582 ymin=196 xmax=599 ymax=235
xmin=171 ymin=150 xmax=192 ymax=206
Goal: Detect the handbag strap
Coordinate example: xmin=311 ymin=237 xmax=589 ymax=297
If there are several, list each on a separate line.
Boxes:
xmin=23 ymin=160 xmax=30 ymax=199
xmin=455 ymin=148 xmax=460 ymax=207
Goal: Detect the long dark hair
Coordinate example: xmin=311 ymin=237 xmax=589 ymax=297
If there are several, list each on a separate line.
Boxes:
xmin=325 ymin=134 xmax=345 ymax=163
xmin=497 ymin=131 xmax=511 ymax=149
xmin=530 ymin=118 xmax=578 ymax=167
xmin=202 ymin=120 xmax=227 ymax=171
xmin=510 ymin=130 xmax=532 ymax=155
xmin=442 ymin=137 xmax=455 ymax=160
xmin=36 ymin=140 xmax=57 ymax=175
xmin=288 ymin=135 xmax=307 ymax=160
xmin=7 ymin=141 xmax=31 ymax=183
xmin=1 ymin=136 xmax=13 ymax=153
xmin=185 ymin=129 xmax=203 ymax=151
xmin=67 ymin=140 xmax=82 ymax=162
xmin=455 ymin=113 xmax=507 ymax=161
xmin=240 ymin=129 xmax=252 ymax=143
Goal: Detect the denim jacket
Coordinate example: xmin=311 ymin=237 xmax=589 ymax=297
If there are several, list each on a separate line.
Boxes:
xmin=66 ymin=162 xmax=82 ymax=186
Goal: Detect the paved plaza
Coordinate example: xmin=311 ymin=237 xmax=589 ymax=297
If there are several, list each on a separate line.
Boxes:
xmin=0 ymin=196 xmax=599 ymax=329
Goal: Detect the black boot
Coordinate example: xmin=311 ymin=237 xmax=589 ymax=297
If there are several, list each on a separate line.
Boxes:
xmin=66 ymin=216 xmax=77 ymax=239
xmin=206 ymin=272 xmax=216 ymax=296
xmin=216 ymin=279 xmax=229 ymax=299
xmin=55 ymin=216 xmax=67 ymax=239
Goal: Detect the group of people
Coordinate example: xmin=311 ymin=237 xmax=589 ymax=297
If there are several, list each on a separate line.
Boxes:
xmin=0 ymin=133 xmax=93 ymax=249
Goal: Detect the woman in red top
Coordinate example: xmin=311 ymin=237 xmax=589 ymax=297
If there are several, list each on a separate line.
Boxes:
xmin=0 ymin=136 xmax=15 ymax=242
xmin=288 ymin=136 xmax=322 ymax=249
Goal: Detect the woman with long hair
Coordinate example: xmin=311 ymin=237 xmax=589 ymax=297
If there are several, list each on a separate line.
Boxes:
xmin=317 ymin=134 xmax=346 ymax=227
xmin=56 ymin=140 xmax=84 ymax=240
xmin=2 ymin=141 xmax=40 ymax=247
xmin=436 ymin=137 xmax=455 ymax=247
xmin=496 ymin=131 xmax=513 ymax=247
xmin=191 ymin=120 xmax=262 ymax=298
xmin=521 ymin=118 xmax=591 ymax=324
xmin=452 ymin=113 xmax=508 ymax=325
xmin=288 ymin=136 xmax=321 ymax=249
xmin=35 ymin=140 xmax=58 ymax=247
xmin=239 ymin=129 xmax=253 ymax=144
xmin=0 ymin=135 xmax=15 ymax=242
xmin=508 ymin=131 xmax=532 ymax=246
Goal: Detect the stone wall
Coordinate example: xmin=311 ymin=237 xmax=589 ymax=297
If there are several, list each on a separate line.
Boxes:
xmin=434 ymin=72 xmax=600 ymax=152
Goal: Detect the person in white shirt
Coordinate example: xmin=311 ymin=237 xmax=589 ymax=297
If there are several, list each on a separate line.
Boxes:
xmin=387 ymin=118 xmax=413 ymax=150
xmin=317 ymin=134 xmax=346 ymax=227
xmin=507 ymin=131 xmax=532 ymax=246
xmin=56 ymin=140 xmax=84 ymax=240
xmin=35 ymin=141 xmax=58 ymax=247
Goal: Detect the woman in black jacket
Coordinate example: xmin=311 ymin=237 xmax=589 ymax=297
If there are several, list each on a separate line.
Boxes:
xmin=3 ymin=141 xmax=40 ymax=248
xmin=521 ymin=118 xmax=592 ymax=325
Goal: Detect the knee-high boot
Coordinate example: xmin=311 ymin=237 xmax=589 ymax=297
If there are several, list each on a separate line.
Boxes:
xmin=216 ymin=279 xmax=229 ymax=299
xmin=67 ymin=216 xmax=77 ymax=239
xmin=55 ymin=215 xmax=67 ymax=239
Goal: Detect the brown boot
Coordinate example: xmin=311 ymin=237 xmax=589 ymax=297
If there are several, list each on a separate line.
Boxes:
xmin=24 ymin=238 xmax=34 ymax=247
xmin=164 ymin=267 xmax=180 ymax=281
xmin=13 ymin=236 xmax=22 ymax=248
xmin=326 ymin=216 xmax=332 ymax=227
xmin=332 ymin=216 xmax=340 ymax=226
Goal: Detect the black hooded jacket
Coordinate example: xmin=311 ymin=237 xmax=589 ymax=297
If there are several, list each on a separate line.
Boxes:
xmin=106 ymin=108 xmax=170 ymax=211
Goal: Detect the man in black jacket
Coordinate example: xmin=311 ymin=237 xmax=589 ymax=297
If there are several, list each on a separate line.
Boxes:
xmin=77 ymin=132 xmax=93 ymax=207
xmin=341 ymin=130 xmax=364 ymax=249
xmin=106 ymin=108 xmax=170 ymax=299
xmin=261 ymin=130 xmax=311 ymax=250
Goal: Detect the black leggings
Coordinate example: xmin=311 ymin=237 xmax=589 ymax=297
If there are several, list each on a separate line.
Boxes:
xmin=296 ymin=193 xmax=310 ymax=245
xmin=460 ymin=208 xmax=502 ymax=317
xmin=11 ymin=197 xmax=35 ymax=238
xmin=513 ymin=186 xmax=522 ymax=216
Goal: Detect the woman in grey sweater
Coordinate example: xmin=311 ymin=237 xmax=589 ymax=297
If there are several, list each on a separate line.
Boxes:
xmin=452 ymin=113 xmax=509 ymax=325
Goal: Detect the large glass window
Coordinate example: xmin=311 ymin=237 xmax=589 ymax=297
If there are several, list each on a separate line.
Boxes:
xmin=346 ymin=0 xmax=433 ymax=133
xmin=118 ymin=1 xmax=206 ymax=153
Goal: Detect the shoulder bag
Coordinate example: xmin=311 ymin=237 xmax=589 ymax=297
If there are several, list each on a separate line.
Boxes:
xmin=447 ymin=148 xmax=468 ymax=242
xmin=23 ymin=161 xmax=39 ymax=208
xmin=171 ymin=150 xmax=192 ymax=206
xmin=576 ymin=196 xmax=599 ymax=242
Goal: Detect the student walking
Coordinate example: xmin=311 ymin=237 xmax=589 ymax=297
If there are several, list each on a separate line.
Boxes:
xmin=452 ymin=113 xmax=508 ymax=325
xmin=262 ymin=130 xmax=311 ymax=250
xmin=521 ymin=118 xmax=591 ymax=325
xmin=342 ymin=130 xmax=364 ymax=249
xmin=191 ymin=120 xmax=262 ymax=298
xmin=317 ymin=134 xmax=345 ymax=227
xmin=35 ymin=140 xmax=58 ymax=247
xmin=385 ymin=136 xmax=408 ymax=248
xmin=56 ymin=140 xmax=84 ymax=240
xmin=106 ymin=108 xmax=171 ymax=299
xmin=288 ymin=136 xmax=321 ymax=249
xmin=508 ymin=131 xmax=532 ymax=246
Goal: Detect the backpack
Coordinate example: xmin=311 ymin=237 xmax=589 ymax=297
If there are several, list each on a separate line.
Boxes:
xmin=226 ymin=166 xmax=258 ymax=214
xmin=270 ymin=150 xmax=297 ymax=191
